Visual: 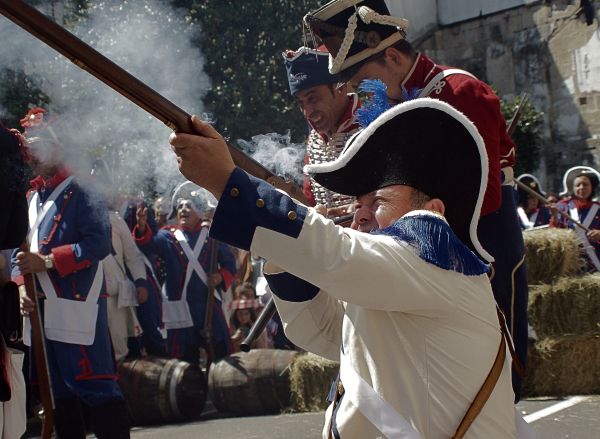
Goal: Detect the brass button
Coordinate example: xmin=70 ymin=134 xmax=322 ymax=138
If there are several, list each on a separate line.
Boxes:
xmin=230 ymin=187 xmax=240 ymax=197
xmin=256 ymin=198 xmax=265 ymax=208
xmin=288 ymin=211 xmax=297 ymax=221
xmin=74 ymin=293 xmax=81 ymax=299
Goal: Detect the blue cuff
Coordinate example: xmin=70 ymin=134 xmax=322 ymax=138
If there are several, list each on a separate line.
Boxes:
xmin=210 ymin=168 xmax=308 ymax=250
xmin=134 ymin=278 xmax=148 ymax=289
xmin=265 ymin=271 xmax=319 ymax=302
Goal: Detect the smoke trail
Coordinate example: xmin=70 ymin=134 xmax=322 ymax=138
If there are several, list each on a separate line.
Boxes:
xmin=0 ymin=0 xmax=210 ymax=199
xmin=238 ymin=132 xmax=306 ymax=187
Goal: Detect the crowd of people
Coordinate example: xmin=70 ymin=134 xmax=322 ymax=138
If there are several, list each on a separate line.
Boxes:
xmin=2 ymin=0 xmax=600 ymax=438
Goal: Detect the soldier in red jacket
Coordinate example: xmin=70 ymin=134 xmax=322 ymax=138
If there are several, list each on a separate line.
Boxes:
xmin=304 ymin=0 xmax=527 ymax=401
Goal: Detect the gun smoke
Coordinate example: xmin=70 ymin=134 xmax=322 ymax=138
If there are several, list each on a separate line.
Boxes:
xmin=0 ymin=0 xmax=306 ymax=206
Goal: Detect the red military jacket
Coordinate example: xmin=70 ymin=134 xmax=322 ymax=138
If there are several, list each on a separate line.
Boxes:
xmin=403 ymin=53 xmax=515 ymax=215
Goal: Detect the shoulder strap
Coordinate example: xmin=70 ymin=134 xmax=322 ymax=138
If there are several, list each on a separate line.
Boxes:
xmin=419 ymin=68 xmax=476 ymax=98
xmin=452 ymin=306 xmax=521 ymax=439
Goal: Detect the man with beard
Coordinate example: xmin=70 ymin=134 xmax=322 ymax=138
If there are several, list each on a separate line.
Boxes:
xmin=134 ymin=192 xmax=236 ymax=363
xmin=14 ymin=108 xmax=129 ymax=439
xmin=283 ymin=46 xmax=359 ymax=215
xmin=304 ymin=0 xmax=528 ymax=401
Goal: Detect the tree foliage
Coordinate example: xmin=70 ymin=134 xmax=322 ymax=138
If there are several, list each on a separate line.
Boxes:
xmin=500 ymin=94 xmax=544 ymax=176
xmin=173 ymin=0 xmax=322 ymax=142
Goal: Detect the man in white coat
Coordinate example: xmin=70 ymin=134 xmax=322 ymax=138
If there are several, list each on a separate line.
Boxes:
xmin=168 ymin=98 xmax=533 ymax=438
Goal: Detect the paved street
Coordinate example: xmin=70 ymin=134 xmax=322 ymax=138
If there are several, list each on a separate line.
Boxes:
xmin=125 ymin=396 xmax=600 ymax=438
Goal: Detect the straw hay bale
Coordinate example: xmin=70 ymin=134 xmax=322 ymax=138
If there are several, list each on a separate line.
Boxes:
xmin=523 ymin=333 xmax=600 ymax=397
xmin=288 ymin=353 xmax=339 ymax=412
xmin=528 ymin=274 xmax=600 ymax=338
xmin=523 ymin=228 xmax=583 ymax=285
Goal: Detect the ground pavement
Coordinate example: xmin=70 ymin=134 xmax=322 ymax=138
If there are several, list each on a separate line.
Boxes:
xmin=126 ymin=396 xmax=600 ymax=438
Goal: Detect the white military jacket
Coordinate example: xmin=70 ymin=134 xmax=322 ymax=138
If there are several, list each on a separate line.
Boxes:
xmin=210 ymin=168 xmax=530 ymax=439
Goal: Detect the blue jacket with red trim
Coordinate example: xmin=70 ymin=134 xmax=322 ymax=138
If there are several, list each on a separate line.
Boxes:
xmin=134 ymin=223 xmax=236 ymax=325
xmin=12 ymin=170 xmax=111 ymax=301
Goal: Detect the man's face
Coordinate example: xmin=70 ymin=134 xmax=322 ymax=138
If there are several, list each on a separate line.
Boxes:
xmin=574 ymin=176 xmax=593 ymax=201
xmin=176 ymin=199 xmax=200 ymax=229
xmin=351 ymin=185 xmax=418 ymax=232
xmin=295 ymin=85 xmax=347 ymax=134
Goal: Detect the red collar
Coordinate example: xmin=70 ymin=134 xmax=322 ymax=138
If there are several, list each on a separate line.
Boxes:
xmin=178 ymin=221 xmax=206 ymax=233
xmin=30 ymin=168 xmax=71 ymax=192
xmin=573 ymin=198 xmax=593 ymax=210
xmin=402 ymin=53 xmax=445 ymax=92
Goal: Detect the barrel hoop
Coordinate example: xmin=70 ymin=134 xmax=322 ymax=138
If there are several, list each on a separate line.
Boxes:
xmin=169 ymin=361 xmax=186 ymax=419
xmin=158 ymin=359 xmax=178 ymax=419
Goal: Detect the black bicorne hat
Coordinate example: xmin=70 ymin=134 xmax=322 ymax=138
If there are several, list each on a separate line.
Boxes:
xmin=560 ymin=166 xmax=600 ymax=198
xmin=305 ymin=98 xmax=492 ymax=262
xmin=304 ymin=0 xmax=409 ymax=74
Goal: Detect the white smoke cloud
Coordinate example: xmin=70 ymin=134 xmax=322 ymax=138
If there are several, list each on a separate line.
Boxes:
xmin=238 ymin=132 xmax=305 ymax=186
xmin=0 ymin=0 xmax=210 ymax=199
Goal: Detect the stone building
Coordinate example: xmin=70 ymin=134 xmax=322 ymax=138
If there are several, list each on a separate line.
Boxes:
xmin=387 ymin=0 xmax=600 ymax=191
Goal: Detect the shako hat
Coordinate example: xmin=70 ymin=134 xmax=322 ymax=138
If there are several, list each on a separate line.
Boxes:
xmin=283 ymin=46 xmax=338 ymax=96
xmin=303 ymin=0 xmax=409 ymax=74
xmin=305 ymin=97 xmax=492 ymax=262
xmin=560 ymin=166 xmax=600 ymax=198
xmin=516 ymin=173 xmax=546 ymax=205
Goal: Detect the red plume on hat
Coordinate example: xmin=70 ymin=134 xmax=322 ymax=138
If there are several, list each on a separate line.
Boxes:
xmin=20 ymin=107 xmax=47 ymax=129
xmin=19 ymin=107 xmax=60 ymax=145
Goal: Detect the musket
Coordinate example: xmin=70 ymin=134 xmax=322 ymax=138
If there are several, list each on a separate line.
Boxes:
xmin=506 ymin=93 xmax=528 ymax=138
xmin=0 ymin=0 xmax=312 ymax=206
xmin=240 ymin=213 xmax=354 ymax=352
xmin=203 ymin=236 xmax=218 ymax=367
xmin=19 ymin=243 xmax=54 ymax=439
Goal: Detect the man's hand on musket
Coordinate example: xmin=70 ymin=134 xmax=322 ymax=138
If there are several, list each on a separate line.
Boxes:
xmin=16 ymin=251 xmax=50 ymax=274
xmin=169 ymin=116 xmax=235 ymax=200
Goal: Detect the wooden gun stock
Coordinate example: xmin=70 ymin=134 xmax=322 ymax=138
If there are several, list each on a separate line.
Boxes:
xmin=0 ymin=0 xmax=311 ymax=206
xmin=19 ymin=243 xmax=54 ymax=439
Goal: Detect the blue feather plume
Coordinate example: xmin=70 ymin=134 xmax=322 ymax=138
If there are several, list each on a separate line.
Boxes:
xmin=401 ymin=86 xmax=423 ymax=102
xmin=372 ymin=214 xmax=489 ymax=276
xmin=356 ymin=79 xmax=391 ymax=128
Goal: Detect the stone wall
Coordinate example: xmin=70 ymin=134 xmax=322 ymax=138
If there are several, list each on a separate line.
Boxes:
xmin=417 ymin=0 xmax=600 ymax=191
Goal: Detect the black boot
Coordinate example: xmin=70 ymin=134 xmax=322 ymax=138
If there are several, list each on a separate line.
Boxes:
xmin=54 ymin=397 xmax=86 ymax=439
xmin=90 ymin=398 xmax=131 ymax=439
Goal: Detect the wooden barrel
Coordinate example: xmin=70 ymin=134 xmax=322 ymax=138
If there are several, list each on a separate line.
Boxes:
xmin=118 ymin=356 xmax=207 ymax=425
xmin=208 ymin=349 xmax=298 ymax=415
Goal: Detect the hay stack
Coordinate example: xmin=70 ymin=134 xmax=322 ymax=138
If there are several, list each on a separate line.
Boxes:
xmin=528 ymin=274 xmax=600 ymax=338
xmin=523 ymin=228 xmax=583 ymax=284
xmin=288 ymin=353 xmax=339 ymax=412
xmin=523 ymin=333 xmax=600 ymax=397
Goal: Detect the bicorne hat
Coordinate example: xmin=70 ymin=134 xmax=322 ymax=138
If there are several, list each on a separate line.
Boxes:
xmin=516 ymin=173 xmax=546 ymax=206
xmin=305 ymin=97 xmax=492 ymax=262
xmin=560 ymin=166 xmax=600 ymax=198
xmin=169 ymin=181 xmax=217 ymax=220
xmin=283 ymin=47 xmax=338 ymax=96
xmin=303 ymin=0 xmax=409 ymax=74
